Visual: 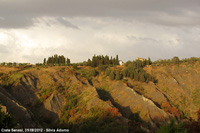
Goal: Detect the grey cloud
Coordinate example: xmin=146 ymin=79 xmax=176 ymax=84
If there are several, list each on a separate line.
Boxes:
xmin=56 ymin=18 xmax=80 ymax=29
xmin=33 ymin=17 xmax=80 ymax=29
xmin=127 ymin=35 xmax=160 ymax=43
xmin=0 ymin=16 xmax=34 ymax=29
xmin=0 ymin=0 xmax=200 ymax=28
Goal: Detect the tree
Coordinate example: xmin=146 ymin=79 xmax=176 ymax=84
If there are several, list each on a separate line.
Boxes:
xmin=105 ymin=55 xmax=110 ymax=65
xmin=1 ymin=62 xmax=5 ymax=66
xmin=134 ymin=72 xmax=139 ymax=81
xmin=130 ymin=73 xmax=134 ymax=79
xmin=91 ymin=55 xmax=97 ymax=67
xmin=90 ymin=69 xmax=98 ymax=76
xmin=73 ymin=64 xmax=78 ymax=69
xmin=147 ymin=57 xmax=152 ymax=65
xmin=98 ymin=64 xmax=106 ymax=71
xmin=87 ymin=59 xmax=92 ymax=66
xmin=122 ymin=69 xmax=128 ymax=77
xmin=157 ymin=119 xmax=186 ymax=133
xmin=115 ymin=55 xmax=119 ymax=65
xmin=85 ymin=55 xmax=120 ymax=67
xmin=109 ymin=71 xmax=115 ymax=80
xmin=139 ymin=73 xmax=146 ymax=82
xmin=53 ymin=54 xmax=59 ymax=64
xmin=13 ymin=62 xmax=17 ymax=67
xmin=43 ymin=58 xmax=46 ymax=65
xmin=0 ymin=107 xmax=16 ymax=128
xmin=45 ymin=55 xmax=70 ymax=66
xmin=105 ymin=68 xmax=111 ymax=76
xmin=172 ymin=56 xmax=180 ymax=65
xmin=146 ymin=74 xmax=152 ymax=82
xmin=115 ymin=71 xmax=122 ymax=80
xmin=7 ymin=62 xmax=12 ymax=67
xmin=67 ymin=58 xmax=71 ymax=65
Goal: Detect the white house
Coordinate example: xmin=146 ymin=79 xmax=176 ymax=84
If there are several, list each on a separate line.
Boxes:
xmin=119 ymin=60 xmax=125 ymax=66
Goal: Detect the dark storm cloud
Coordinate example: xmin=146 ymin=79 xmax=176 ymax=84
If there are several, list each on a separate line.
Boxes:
xmin=0 ymin=0 xmax=200 ymax=29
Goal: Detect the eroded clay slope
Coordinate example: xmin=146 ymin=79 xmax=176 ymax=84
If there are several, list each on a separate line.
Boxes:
xmin=145 ymin=63 xmax=200 ymax=119
xmin=110 ymin=81 xmax=171 ymax=127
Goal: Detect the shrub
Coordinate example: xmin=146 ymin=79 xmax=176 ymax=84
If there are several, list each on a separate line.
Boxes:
xmin=184 ymin=108 xmax=200 ymax=132
xmin=172 ymin=56 xmax=180 ymax=65
xmin=90 ymin=69 xmax=98 ymax=77
xmin=162 ymin=102 xmax=182 ymax=118
xmin=73 ymin=64 xmax=78 ymax=69
xmin=115 ymin=71 xmax=122 ymax=80
xmin=157 ymin=119 xmax=186 ymax=133
xmin=98 ymin=65 xmax=107 ymax=71
xmin=105 ymin=68 xmax=111 ymax=76
xmin=122 ymin=69 xmax=128 ymax=77
xmin=0 ymin=72 xmax=3 ymax=77
xmin=0 ymin=107 xmax=17 ymax=128
xmin=109 ymin=71 xmax=115 ymax=80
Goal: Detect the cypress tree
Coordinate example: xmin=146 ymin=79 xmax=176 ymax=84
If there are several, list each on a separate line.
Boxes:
xmin=105 ymin=68 xmax=111 ymax=76
xmin=109 ymin=70 xmax=115 ymax=80
xmin=87 ymin=59 xmax=92 ymax=66
xmin=115 ymin=55 xmax=119 ymax=65
xmin=115 ymin=71 xmax=122 ymax=80
xmin=110 ymin=56 xmax=113 ymax=64
xmin=147 ymin=57 xmax=152 ymax=65
xmin=43 ymin=58 xmax=46 ymax=65
xmin=130 ymin=73 xmax=134 ymax=79
xmin=105 ymin=55 xmax=109 ymax=65
xmin=67 ymin=58 xmax=71 ymax=65
xmin=122 ymin=69 xmax=128 ymax=77
xmin=92 ymin=55 xmax=97 ymax=67
xmin=140 ymin=73 xmax=146 ymax=82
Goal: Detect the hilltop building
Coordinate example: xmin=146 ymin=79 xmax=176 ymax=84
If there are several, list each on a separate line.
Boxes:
xmin=119 ymin=60 xmax=125 ymax=66
xmin=136 ymin=57 xmax=145 ymax=62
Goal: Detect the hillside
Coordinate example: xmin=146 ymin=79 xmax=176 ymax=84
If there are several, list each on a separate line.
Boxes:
xmin=0 ymin=61 xmax=200 ymax=132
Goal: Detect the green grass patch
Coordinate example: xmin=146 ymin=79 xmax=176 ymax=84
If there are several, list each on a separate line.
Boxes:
xmin=10 ymin=73 xmax=24 ymax=81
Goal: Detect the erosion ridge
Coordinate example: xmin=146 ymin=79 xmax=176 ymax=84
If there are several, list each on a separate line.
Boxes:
xmin=0 ymin=63 xmax=199 ymax=132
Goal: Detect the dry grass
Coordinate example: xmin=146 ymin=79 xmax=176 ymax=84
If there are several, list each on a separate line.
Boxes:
xmin=0 ymin=66 xmax=20 ymax=73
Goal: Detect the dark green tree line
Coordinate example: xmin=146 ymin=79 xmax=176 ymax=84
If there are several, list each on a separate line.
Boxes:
xmin=45 ymin=54 xmax=70 ymax=65
xmin=86 ymin=55 xmax=119 ymax=67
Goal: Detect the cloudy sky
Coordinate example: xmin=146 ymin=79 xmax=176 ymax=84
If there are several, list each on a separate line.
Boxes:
xmin=0 ymin=0 xmax=200 ymax=63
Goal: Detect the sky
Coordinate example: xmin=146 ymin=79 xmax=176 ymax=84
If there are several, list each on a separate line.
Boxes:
xmin=0 ymin=0 xmax=200 ymax=63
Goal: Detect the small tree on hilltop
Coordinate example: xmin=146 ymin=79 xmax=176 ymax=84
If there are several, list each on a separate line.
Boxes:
xmin=115 ymin=55 xmax=119 ymax=65
xmin=67 ymin=58 xmax=71 ymax=65
xmin=147 ymin=57 xmax=152 ymax=65
xmin=43 ymin=58 xmax=46 ymax=65
xmin=172 ymin=56 xmax=180 ymax=65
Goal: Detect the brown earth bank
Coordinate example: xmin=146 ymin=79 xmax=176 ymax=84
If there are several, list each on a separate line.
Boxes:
xmin=0 ymin=63 xmax=199 ymax=132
